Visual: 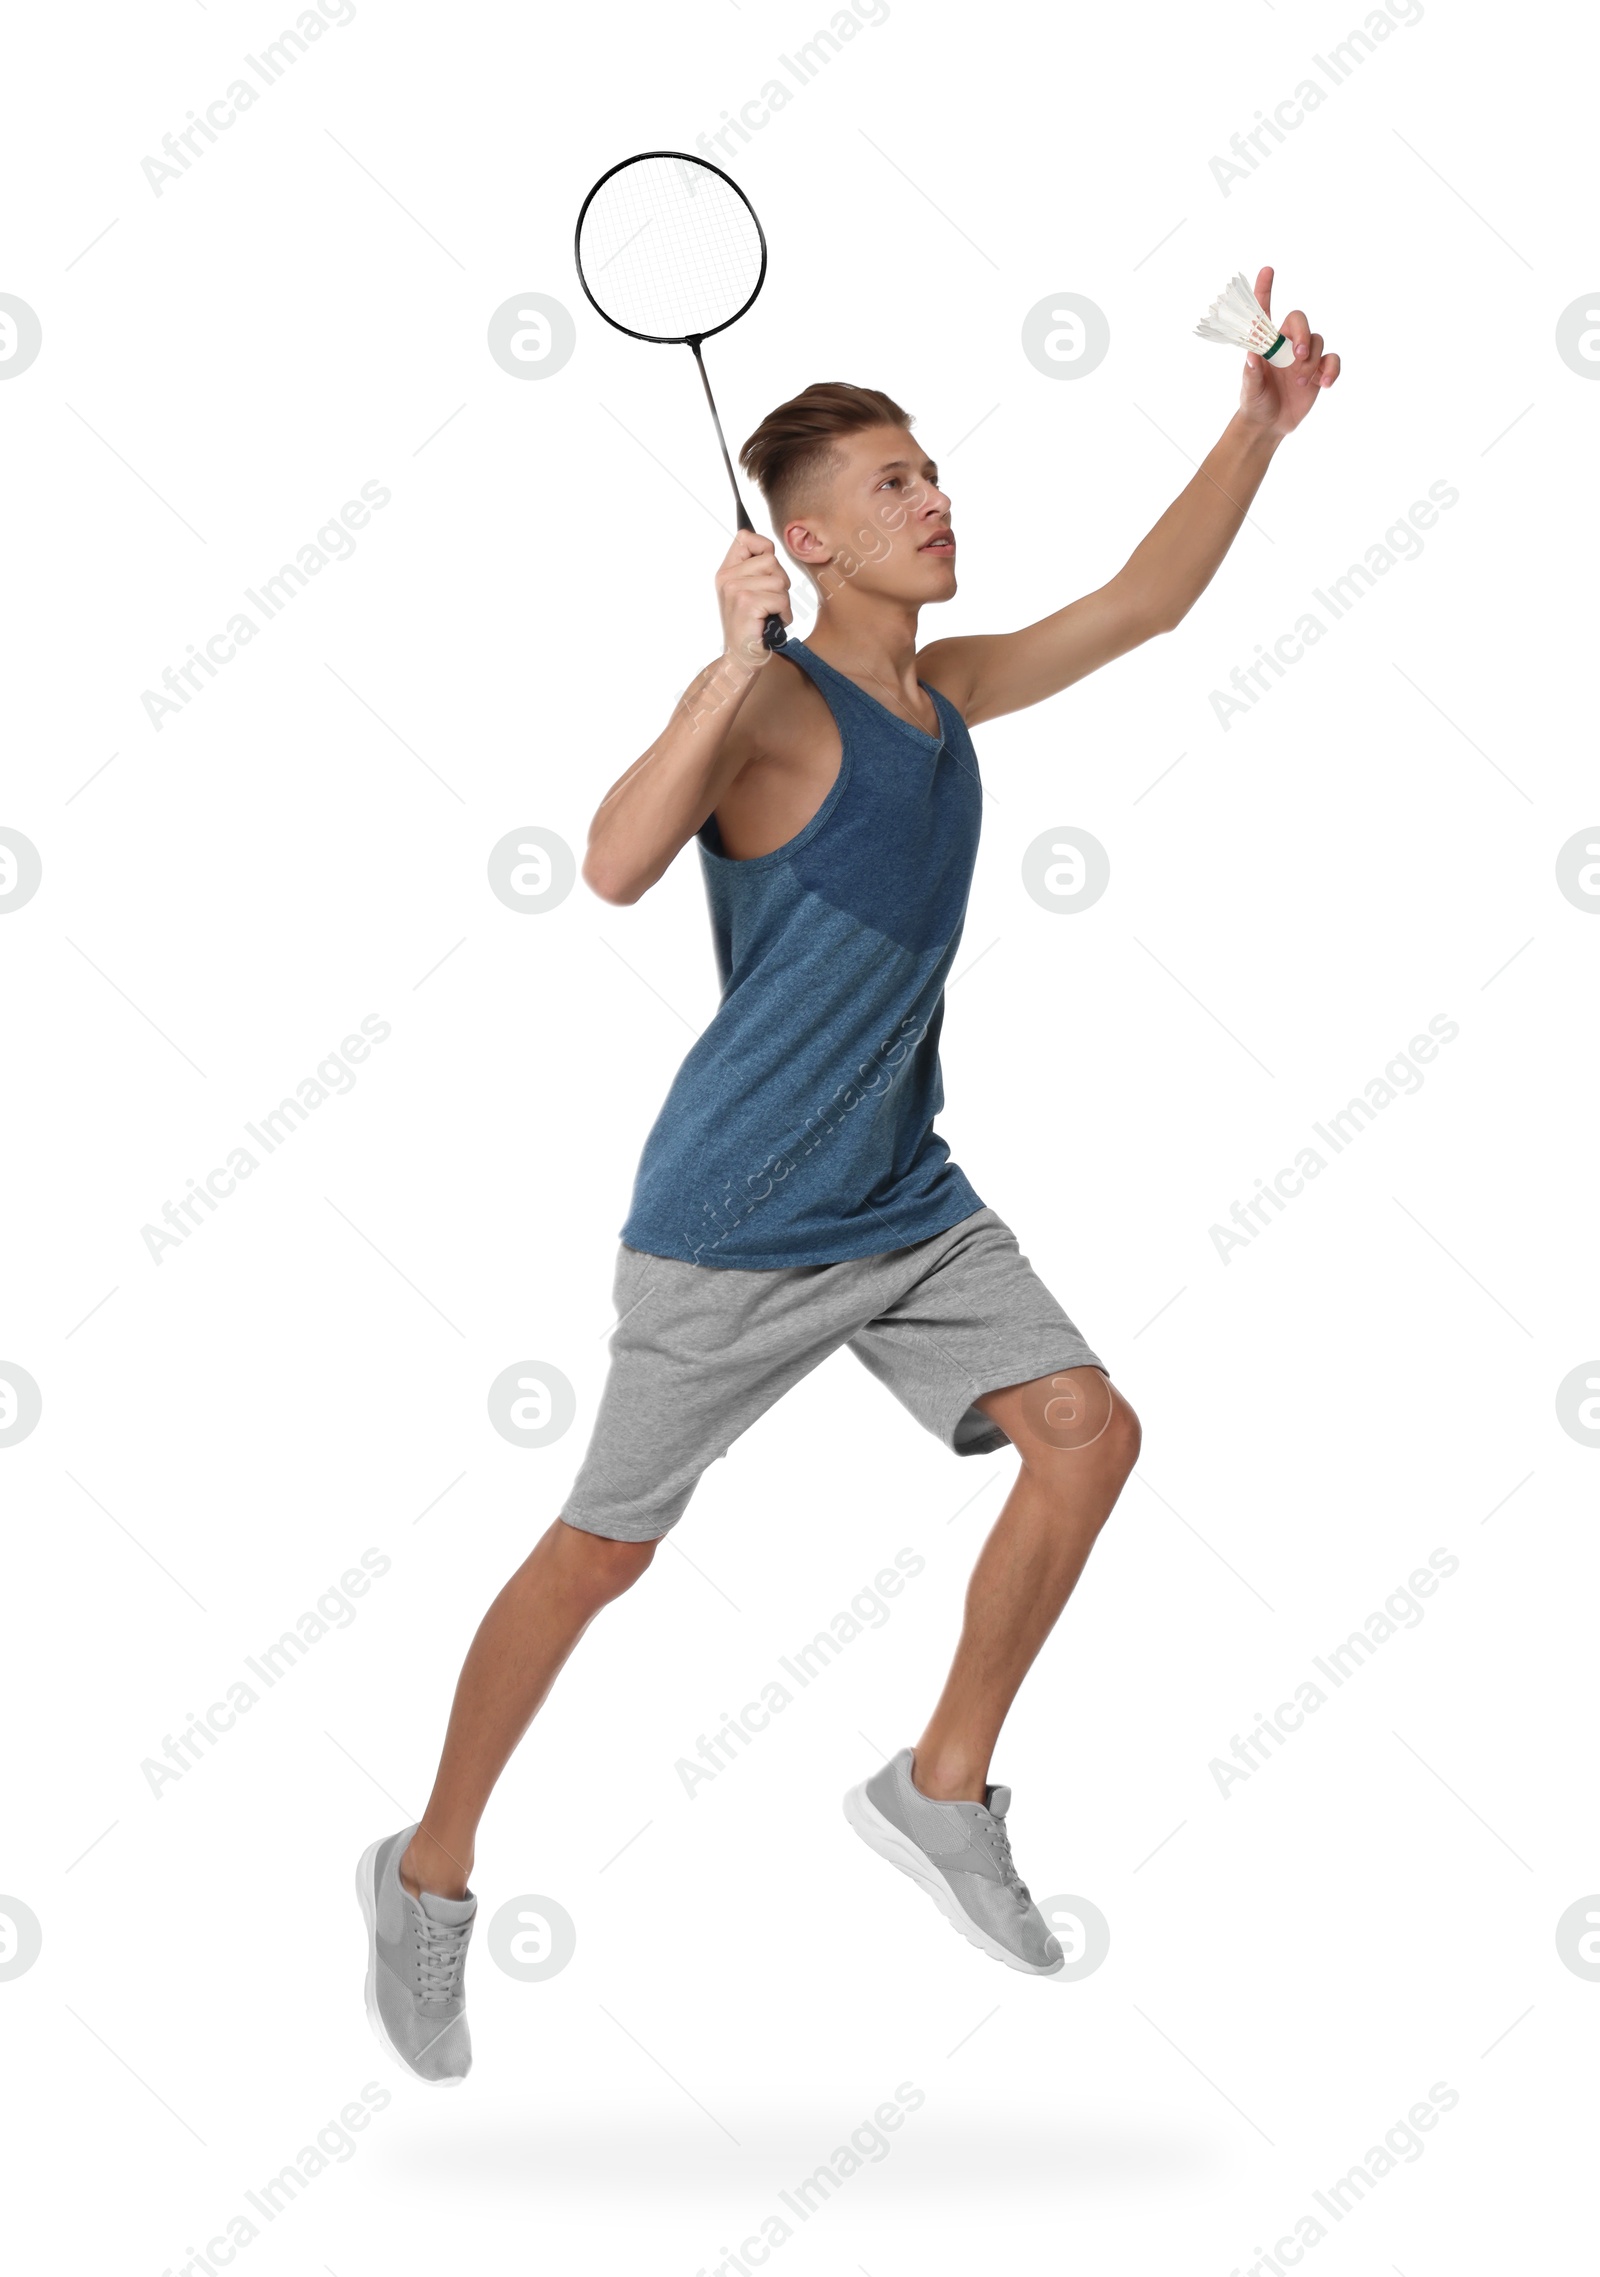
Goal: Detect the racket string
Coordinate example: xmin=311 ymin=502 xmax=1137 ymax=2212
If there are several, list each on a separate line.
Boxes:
xmin=577 ymin=155 xmax=764 ymax=340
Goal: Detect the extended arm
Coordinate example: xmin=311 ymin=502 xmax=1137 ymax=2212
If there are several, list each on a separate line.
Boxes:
xmin=918 ymin=267 xmax=1340 ymax=727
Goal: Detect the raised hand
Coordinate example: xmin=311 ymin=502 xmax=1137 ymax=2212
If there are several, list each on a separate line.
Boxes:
xmin=1238 ymin=264 xmax=1342 ymax=436
xmin=716 ymin=529 xmax=792 ymax=670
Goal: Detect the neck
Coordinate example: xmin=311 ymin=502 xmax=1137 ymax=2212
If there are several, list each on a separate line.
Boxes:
xmin=803 ymin=585 xmax=923 ymax=698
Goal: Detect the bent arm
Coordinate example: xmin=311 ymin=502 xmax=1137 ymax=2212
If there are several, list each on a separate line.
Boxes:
xmin=918 ymin=413 xmax=1280 ymax=727
xmin=582 ymin=653 xmax=762 ymax=906
xmin=585 ymin=527 xmax=793 ymax=903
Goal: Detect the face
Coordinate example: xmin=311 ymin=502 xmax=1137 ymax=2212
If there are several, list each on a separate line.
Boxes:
xmin=782 ymin=424 xmax=956 ymax=606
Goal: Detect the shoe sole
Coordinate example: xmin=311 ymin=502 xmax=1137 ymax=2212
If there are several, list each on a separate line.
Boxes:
xmin=355 ymin=1838 xmax=468 ymax=2087
xmin=842 ymin=1782 xmax=1064 ymax=1977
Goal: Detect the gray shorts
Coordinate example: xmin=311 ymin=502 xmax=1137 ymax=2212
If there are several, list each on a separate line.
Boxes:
xmin=561 ymin=1205 xmax=1105 ymax=1543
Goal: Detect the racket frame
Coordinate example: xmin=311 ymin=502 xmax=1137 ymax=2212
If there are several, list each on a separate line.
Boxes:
xmin=572 ymin=148 xmax=768 ymax=346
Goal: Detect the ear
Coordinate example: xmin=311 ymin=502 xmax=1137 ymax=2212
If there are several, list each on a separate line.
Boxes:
xmin=783 ymin=514 xmax=829 ymax=565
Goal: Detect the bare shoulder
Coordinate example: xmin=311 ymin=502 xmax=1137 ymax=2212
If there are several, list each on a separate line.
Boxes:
xmin=717 ymin=646 xmax=831 ymax=770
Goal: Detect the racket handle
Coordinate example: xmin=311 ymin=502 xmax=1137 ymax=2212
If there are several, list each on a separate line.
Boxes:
xmin=727 ymin=443 xmax=784 ymax=645
xmin=719 ymin=410 xmax=784 ymax=647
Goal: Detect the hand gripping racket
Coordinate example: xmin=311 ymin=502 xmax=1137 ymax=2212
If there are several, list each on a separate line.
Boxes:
xmin=574 ymin=150 xmax=786 ymax=651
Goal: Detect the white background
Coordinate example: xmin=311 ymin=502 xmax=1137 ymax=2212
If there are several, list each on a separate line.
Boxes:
xmin=3 ymin=0 xmax=1595 ymax=2270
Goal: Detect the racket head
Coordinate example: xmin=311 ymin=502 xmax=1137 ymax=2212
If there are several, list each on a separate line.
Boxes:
xmin=573 ymin=150 xmax=768 ymax=345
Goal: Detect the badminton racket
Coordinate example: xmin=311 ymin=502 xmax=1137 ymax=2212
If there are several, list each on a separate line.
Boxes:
xmin=574 ymin=150 xmax=787 ymax=651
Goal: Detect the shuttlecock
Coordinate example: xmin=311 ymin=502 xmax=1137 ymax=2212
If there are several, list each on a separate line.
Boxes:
xmin=1194 ymin=273 xmax=1297 ymax=369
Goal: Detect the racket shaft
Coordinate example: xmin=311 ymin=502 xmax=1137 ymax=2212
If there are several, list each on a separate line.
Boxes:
xmin=690 ymin=340 xmax=785 ymax=648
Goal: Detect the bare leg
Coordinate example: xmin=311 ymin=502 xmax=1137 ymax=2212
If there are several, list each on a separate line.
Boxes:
xmin=913 ymin=1367 xmax=1140 ymax=1803
xmin=399 ymin=1517 xmax=657 ymax=1899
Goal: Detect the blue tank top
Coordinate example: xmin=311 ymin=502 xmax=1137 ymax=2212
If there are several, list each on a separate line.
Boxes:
xmin=618 ymin=637 xmax=986 ymax=1267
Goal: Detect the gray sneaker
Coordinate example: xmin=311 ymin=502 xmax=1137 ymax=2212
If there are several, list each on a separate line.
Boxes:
xmin=844 ymin=1747 xmax=1064 ymax=1976
xmin=356 ymin=1825 xmax=477 ymax=2085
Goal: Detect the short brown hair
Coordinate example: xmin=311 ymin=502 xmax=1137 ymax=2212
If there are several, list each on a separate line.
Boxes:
xmin=740 ymin=380 xmax=912 ymax=531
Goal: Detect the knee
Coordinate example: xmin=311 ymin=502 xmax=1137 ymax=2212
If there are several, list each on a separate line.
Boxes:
xmin=555 ymin=1518 xmax=660 ymax=1603
xmin=1046 ymin=1384 xmax=1140 ymax=1490
xmin=1105 ymin=1389 xmax=1142 ymax=1483
xmin=1012 ymin=1373 xmax=1141 ymax=1504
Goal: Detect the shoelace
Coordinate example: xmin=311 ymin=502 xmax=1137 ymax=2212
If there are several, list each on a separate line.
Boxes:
xmin=413 ymin=1908 xmax=472 ymax=2001
xmin=987 ymin=1820 xmax=1032 ymax=1908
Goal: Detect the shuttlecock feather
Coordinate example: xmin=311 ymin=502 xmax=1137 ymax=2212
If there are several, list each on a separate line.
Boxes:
xmin=1194 ymin=272 xmax=1297 ymax=369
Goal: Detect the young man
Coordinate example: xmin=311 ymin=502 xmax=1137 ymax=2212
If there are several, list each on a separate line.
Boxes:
xmin=358 ymin=268 xmax=1340 ymax=2081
